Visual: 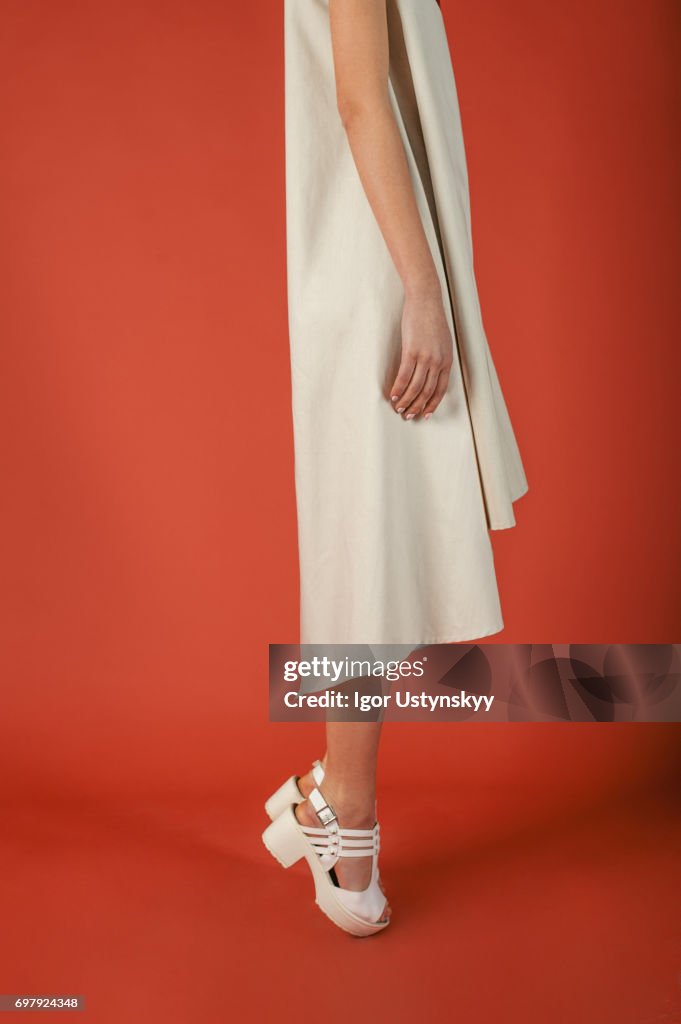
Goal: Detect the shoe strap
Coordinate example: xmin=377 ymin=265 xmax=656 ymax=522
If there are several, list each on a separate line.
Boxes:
xmin=305 ymin=787 xmax=380 ymax=865
xmin=303 ymin=825 xmax=380 ymax=861
xmin=308 ymin=785 xmax=338 ymax=828
xmin=311 ymin=759 xmax=325 ymax=787
xmin=302 ymin=824 xmax=378 ymax=839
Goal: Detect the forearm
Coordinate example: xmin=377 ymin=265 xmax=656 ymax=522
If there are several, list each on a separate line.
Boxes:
xmin=340 ymin=99 xmax=441 ymax=300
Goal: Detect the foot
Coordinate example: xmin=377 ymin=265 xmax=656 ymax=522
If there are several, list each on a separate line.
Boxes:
xmin=294 ymin=789 xmax=391 ymax=924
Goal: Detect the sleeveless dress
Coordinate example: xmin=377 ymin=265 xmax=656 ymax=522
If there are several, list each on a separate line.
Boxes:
xmin=284 ymin=0 xmax=528 ymax=646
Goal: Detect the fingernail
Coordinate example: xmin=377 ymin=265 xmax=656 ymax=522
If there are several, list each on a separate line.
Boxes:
xmin=424 ymin=413 xmax=432 ymax=420
xmin=396 ymin=407 xmax=405 ymax=413
xmin=406 ymin=414 xmax=415 ymax=420
xmin=390 ymin=395 xmax=399 ymax=402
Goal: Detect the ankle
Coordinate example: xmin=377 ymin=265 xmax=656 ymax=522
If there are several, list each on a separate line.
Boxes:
xmin=317 ymin=781 xmax=376 ymax=828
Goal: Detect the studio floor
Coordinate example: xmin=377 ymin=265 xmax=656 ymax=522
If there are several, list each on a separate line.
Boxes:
xmin=1 ymin=772 xmax=679 ymax=1024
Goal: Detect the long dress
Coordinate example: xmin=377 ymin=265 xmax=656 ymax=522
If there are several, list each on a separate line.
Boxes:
xmin=284 ymin=0 xmax=528 ymax=646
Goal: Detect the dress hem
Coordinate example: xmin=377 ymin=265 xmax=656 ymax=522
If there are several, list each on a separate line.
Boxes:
xmin=488 ymin=481 xmax=530 ymax=532
xmin=415 ymin=618 xmax=504 ymax=646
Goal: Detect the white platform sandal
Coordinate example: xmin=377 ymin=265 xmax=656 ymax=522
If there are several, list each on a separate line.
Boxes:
xmin=262 ymin=785 xmax=390 ymax=937
xmin=264 ymin=759 xmax=325 ymax=821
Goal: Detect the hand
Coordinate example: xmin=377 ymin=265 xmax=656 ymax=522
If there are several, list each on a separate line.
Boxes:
xmin=389 ymin=287 xmax=454 ymax=420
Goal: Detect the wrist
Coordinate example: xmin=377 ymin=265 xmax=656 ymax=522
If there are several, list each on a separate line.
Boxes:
xmin=403 ymin=270 xmax=442 ymax=301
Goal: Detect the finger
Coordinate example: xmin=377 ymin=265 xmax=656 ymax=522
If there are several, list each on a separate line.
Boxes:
xmin=402 ymin=366 xmax=441 ymax=419
xmin=422 ymin=366 xmax=452 ymax=418
xmin=395 ymin=359 xmax=429 ymax=415
xmin=389 ymin=354 xmax=417 ymax=406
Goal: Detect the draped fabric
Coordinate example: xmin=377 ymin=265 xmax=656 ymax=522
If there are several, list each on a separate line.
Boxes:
xmin=284 ymin=0 xmax=528 ymax=645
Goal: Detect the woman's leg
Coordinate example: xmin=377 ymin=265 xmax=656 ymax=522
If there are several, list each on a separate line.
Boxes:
xmin=294 ymin=719 xmax=390 ymax=920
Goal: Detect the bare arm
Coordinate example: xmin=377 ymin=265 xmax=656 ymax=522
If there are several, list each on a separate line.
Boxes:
xmin=329 ymin=0 xmax=453 ymax=419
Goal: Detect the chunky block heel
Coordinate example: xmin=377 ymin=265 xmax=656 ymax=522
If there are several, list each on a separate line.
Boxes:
xmin=262 ymin=807 xmax=306 ymax=868
xmin=264 ymin=776 xmax=301 ymax=822
xmin=264 ymin=759 xmax=325 ymax=821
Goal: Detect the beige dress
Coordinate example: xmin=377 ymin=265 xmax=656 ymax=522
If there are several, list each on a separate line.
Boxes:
xmin=284 ymin=0 xmax=528 ymax=646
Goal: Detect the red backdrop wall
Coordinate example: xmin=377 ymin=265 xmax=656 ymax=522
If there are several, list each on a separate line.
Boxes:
xmin=0 ymin=0 xmax=680 ymax=804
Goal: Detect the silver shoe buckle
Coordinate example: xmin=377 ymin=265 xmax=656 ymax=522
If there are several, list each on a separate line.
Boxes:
xmin=316 ymin=803 xmax=338 ymax=827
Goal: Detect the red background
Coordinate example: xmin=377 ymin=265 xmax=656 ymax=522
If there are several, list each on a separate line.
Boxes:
xmin=0 ymin=1 xmax=680 ymax=1022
